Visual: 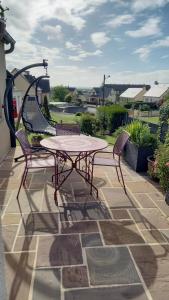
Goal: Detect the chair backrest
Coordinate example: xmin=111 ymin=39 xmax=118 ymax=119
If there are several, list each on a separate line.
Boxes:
xmin=15 ymin=129 xmax=32 ymax=155
xmin=113 ymin=131 xmax=130 ymax=156
xmin=56 ymin=123 xmax=81 ymax=136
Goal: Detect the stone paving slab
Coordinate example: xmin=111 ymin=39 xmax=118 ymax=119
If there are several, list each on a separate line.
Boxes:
xmin=32 ymin=268 xmax=61 ymax=300
xmin=62 ymin=266 xmax=89 ymax=288
xmin=130 ymin=245 xmax=169 ymax=300
xmin=37 ymin=235 xmax=83 ymax=267
xmin=102 ymin=187 xmax=140 ymax=208
xmin=100 ymin=220 xmax=145 ymax=245
xmin=64 ymin=285 xmax=149 ymax=300
xmin=1 ymin=147 xmax=169 ymax=300
xmin=86 ymin=246 xmax=141 ymax=285
xmin=5 ymin=252 xmax=35 ymax=300
xmin=81 ymin=233 xmax=103 ymax=247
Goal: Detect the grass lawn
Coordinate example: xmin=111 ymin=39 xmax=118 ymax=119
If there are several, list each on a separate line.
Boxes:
xmin=137 ymin=116 xmax=159 ymax=124
xmin=17 ymin=112 xmax=115 ymax=146
xmin=51 ymin=112 xmax=76 ymax=123
xmin=95 ymin=133 xmax=115 ymax=145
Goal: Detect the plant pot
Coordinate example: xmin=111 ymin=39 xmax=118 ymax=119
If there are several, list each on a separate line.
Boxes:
xmin=147 ymin=155 xmax=159 ymax=181
xmin=123 ymin=140 xmax=154 ymax=172
xmin=31 ymin=136 xmax=42 ymax=147
xmin=0 ymin=18 xmax=6 ymax=41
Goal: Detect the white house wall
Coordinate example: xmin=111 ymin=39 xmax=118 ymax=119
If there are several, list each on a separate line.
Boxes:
xmin=0 ymin=42 xmax=10 ymax=163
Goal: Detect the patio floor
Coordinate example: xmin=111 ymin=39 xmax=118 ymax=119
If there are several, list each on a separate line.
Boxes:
xmin=1 ymin=146 xmax=169 ymax=300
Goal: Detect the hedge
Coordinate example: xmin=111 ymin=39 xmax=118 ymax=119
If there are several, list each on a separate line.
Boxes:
xmin=97 ymin=104 xmax=128 ymax=133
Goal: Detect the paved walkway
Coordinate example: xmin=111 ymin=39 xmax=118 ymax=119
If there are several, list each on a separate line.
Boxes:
xmin=1 ymin=146 xmax=169 ymax=300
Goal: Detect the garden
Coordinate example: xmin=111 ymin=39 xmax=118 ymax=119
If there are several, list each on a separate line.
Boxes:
xmin=29 ymin=95 xmax=169 ymax=201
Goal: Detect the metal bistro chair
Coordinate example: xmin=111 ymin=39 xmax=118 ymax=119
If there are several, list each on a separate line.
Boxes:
xmin=55 ymin=123 xmax=81 ymax=136
xmin=15 ymin=129 xmax=58 ymax=204
xmin=90 ymin=131 xmax=130 ymax=195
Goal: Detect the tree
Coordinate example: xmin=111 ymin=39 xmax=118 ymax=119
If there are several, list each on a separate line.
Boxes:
xmin=42 ymin=95 xmax=51 ymax=119
xmin=51 ymin=85 xmax=69 ymax=102
xmin=65 ymin=93 xmax=73 ymax=103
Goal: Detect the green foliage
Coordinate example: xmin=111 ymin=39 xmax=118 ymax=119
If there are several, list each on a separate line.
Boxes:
xmin=97 ymin=104 xmax=127 ymax=134
xmin=51 ymin=86 xmax=69 ymax=102
xmin=158 ymin=99 xmax=169 ymax=142
xmin=41 ymin=95 xmax=51 ymax=119
xmin=65 ymin=93 xmax=73 ymax=103
xmin=79 ymin=113 xmax=97 ymax=135
xmin=140 ymin=104 xmax=150 ymax=111
xmin=124 ymin=102 xmax=133 ymax=109
xmin=113 ymin=126 xmax=125 ymax=138
xmin=125 ymin=121 xmax=156 ymax=147
xmin=156 ymin=143 xmax=169 ymax=191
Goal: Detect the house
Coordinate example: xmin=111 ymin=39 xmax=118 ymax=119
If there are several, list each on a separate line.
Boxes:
xmin=0 ymin=28 xmax=15 ymax=162
xmin=0 ymin=17 xmax=15 ymax=299
xmin=144 ymin=84 xmax=169 ymax=105
xmin=120 ymin=87 xmax=146 ymax=102
xmin=89 ymin=84 xmax=150 ymax=104
xmin=11 ymin=69 xmax=50 ymax=112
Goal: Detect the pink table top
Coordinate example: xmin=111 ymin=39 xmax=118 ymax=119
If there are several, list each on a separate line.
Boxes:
xmin=40 ymin=135 xmax=108 ymax=153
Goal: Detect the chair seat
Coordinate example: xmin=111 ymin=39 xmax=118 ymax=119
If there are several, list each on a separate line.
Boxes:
xmin=92 ymin=157 xmax=119 ymax=167
xmin=27 ymin=157 xmax=56 ymax=168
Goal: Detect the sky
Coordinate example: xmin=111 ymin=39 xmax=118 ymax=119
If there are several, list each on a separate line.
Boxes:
xmin=3 ymin=0 xmax=169 ymax=87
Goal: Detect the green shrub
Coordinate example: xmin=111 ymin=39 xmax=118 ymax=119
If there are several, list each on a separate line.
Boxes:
xmin=124 ymin=103 xmax=133 ymax=109
xmin=140 ymin=104 xmax=150 ymax=111
xmin=125 ymin=121 xmax=156 ymax=147
xmin=156 ymin=144 xmax=169 ymax=191
xmin=75 ymin=112 xmax=81 ymax=116
xmin=97 ymin=104 xmax=127 ymax=134
xmin=79 ymin=113 xmax=97 ymax=135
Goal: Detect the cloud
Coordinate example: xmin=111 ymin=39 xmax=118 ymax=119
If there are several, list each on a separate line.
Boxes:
xmin=65 ymin=41 xmax=82 ymax=51
xmin=91 ymin=32 xmax=110 ymax=48
xmin=42 ymin=25 xmax=63 ymax=40
xmin=106 ymin=14 xmax=135 ymax=28
xmin=134 ymin=36 xmax=169 ymax=60
xmin=68 ymin=49 xmax=102 ymax=61
xmin=134 ymin=47 xmax=151 ymax=60
xmin=48 ymin=67 xmax=169 ymax=87
xmin=126 ymin=17 xmax=161 ymax=38
xmin=131 ymin=0 xmax=169 ymax=12
xmin=109 ymin=69 xmax=169 ymax=85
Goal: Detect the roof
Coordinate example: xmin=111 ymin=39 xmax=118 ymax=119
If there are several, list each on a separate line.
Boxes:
xmin=144 ymin=84 xmax=169 ymax=98
xmin=68 ymin=87 xmax=76 ymax=92
xmin=120 ymin=88 xmax=143 ymax=98
xmin=24 ymin=72 xmax=50 ymax=93
xmin=92 ymin=84 xmax=150 ymax=98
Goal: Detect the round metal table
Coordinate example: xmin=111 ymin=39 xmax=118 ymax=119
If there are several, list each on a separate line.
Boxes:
xmin=41 ymin=135 xmax=108 ymax=203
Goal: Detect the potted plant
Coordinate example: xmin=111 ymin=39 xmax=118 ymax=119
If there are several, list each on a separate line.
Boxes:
xmin=147 ymin=155 xmax=158 ymax=180
xmin=31 ymin=134 xmax=43 ymax=147
xmin=123 ymin=121 xmax=156 ymax=172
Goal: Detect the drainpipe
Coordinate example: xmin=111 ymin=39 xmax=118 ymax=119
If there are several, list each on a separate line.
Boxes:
xmin=3 ymin=30 xmax=15 ymax=54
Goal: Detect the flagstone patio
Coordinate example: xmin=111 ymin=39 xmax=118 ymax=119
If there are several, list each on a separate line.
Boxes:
xmin=1 ymin=146 xmax=169 ymax=300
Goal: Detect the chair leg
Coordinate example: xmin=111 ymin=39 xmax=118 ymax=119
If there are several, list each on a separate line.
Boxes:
xmin=90 ymin=163 xmax=94 ymax=195
xmin=23 ymin=169 xmax=28 ymax=188
xmin=119 ymin=166 xmax=127 ymax=194
xmin=54 ymin=162 xmax=58 ymax=206
xmin=17 ymin=167 xmax=27 ymax=199
xmin=115 ymin=167 xmax=120 ymax=182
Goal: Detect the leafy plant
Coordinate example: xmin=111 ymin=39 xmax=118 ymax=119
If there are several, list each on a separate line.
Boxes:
xmin=51 ymin=85 xmax=69 ymax=102
xmin=97 ymin=104 xmax=127 ymax=134
xmin=156 ymin=143 xmax=169 ymax=191
xmin=79 ymin=113 xmax=97 ymax=135
xmin=125 ymin=121 xmax=156 ymax=147
xmin=41 ymin=95 xmax=51 ymax=119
